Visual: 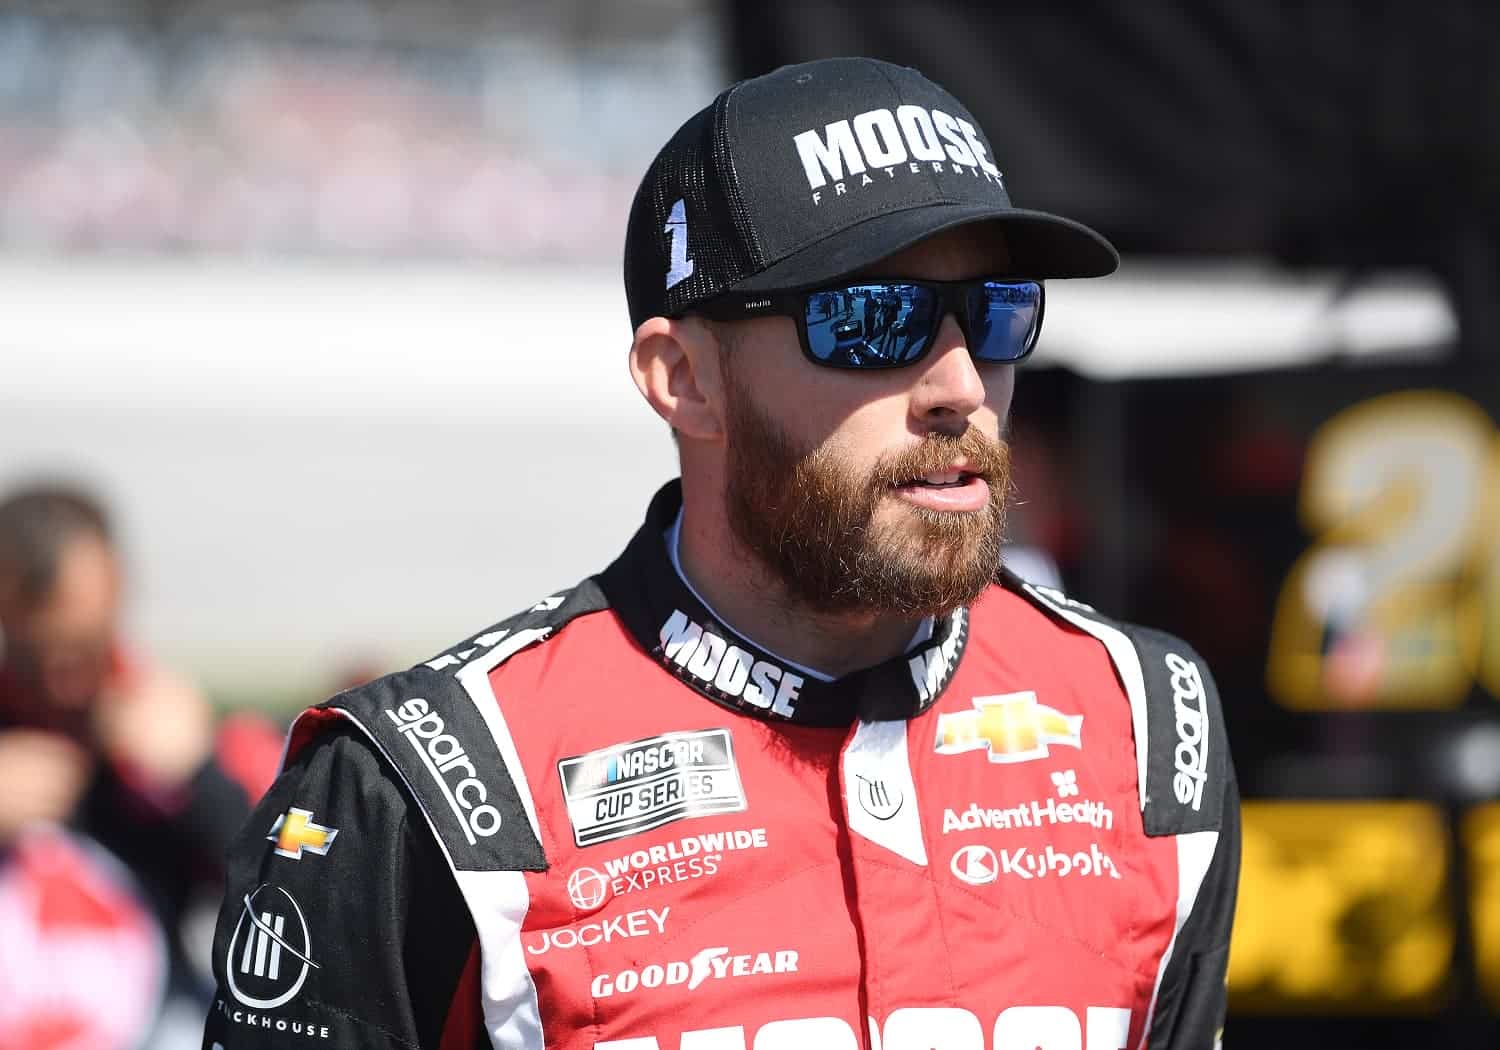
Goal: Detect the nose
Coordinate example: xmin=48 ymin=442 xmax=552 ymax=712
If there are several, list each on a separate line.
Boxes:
xmin=909 ymin=314 xmax=988 ymax=431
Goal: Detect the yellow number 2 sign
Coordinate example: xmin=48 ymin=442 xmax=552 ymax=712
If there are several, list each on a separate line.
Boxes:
xmin=1268 ymin=391 xmax=1500 ymax=709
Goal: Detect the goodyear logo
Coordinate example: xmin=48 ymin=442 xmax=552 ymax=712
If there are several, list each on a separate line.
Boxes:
xmin=934 ymin=692 xmax=1083 ymax=765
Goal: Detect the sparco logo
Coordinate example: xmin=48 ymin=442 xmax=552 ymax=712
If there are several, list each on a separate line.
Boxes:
xmin=384 ymin=698 xmax=501 ymax=842
xmin=590 ymin=945 xmax=799 ymax=999
xmin=1165 ymin=652 xmax=1209 ymax=811
xmin=792 ymin=106 xmax=1003 ymax=205
xmin=226 ymin=885 xmax=318 ymax=1010
xmin=659 ymin=610 xmax=803 ymax=718
xmin=526 ymin=906 xmax=668 ymax=955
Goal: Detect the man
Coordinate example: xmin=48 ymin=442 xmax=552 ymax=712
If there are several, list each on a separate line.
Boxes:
xmin=202 ymin=57 xmax=1238 ymax=1050
xmin=0 ymin=483 xmax=279 ymax=1049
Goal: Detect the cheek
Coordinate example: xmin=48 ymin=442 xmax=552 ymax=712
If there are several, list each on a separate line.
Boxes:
xmin=981 ymin=366 xmax=1016 ymax=427
xmin=804 ymin=398 xmax=911 ymax=478
xmin=817 ymin=385 xmax=899 ymax=433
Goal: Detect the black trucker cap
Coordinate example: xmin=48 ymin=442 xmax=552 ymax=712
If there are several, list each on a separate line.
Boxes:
xmin=623 ymin=56 xmax=1118 ymax=329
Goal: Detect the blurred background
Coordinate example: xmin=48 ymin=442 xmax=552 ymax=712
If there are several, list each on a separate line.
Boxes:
xmin=1 ymin=1 xmax=1497 ymax=1047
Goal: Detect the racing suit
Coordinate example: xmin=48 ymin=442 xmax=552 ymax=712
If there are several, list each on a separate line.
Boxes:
xmin=203 ymin=481 xmax=1239 ymax=1050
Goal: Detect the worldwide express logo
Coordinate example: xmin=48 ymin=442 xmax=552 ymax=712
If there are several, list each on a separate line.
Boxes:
xmin=566 ymin=827 xmax=769 ymax=911
xmin=934 ymin=692 xmax=1083 ymax=765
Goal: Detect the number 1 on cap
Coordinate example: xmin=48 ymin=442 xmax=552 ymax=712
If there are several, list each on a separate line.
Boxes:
xmin=665 ymin=198 xmax=694 ymax=290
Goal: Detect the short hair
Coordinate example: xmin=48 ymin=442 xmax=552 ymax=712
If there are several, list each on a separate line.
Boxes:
xmin=0 ymin=483 xmax=113 ymax=605
xmin=703 ymin=318 xmax=740 ymax=357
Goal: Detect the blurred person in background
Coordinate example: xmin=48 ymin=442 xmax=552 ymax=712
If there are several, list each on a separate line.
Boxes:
xmin=203 ymin=58 xmax=1236 ymax=1050
xmin=0 ymin=483 xmax=280 ymax=1050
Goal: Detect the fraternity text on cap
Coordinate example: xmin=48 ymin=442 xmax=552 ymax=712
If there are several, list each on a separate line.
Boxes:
xmin=793 ymin=105 xmax=1004 ymax=205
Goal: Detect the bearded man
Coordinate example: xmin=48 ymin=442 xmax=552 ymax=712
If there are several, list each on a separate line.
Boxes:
xmin=204 ymin=57 xmax=1239 ymax=1050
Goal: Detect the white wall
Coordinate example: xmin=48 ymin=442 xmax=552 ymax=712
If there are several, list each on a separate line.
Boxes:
xmin=0 ymin=256 xmax=1453 ymax=703
xmin=1 ymin=260 xmax=678 ymax=701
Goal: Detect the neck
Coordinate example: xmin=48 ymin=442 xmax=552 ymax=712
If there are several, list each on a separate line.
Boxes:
xmin=674 ymin=483 xmax=924 ymax=679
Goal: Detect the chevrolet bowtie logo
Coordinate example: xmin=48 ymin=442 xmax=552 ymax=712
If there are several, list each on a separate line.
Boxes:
xmin=934 ymin=692 xmax=1083 ymax=764
xmin=268 ymin=807 xmax=339 ymax=860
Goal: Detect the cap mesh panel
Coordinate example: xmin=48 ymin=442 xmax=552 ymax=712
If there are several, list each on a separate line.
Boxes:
xmin=623 ymin=98 xmax=760 ymax=328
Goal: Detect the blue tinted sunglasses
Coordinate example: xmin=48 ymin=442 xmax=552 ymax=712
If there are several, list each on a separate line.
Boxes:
xmin=696 ymin=278 xmax=1044 ymax=369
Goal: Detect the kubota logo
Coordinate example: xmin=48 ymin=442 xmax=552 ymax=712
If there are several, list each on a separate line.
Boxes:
xmin=934 ymin=692 xmax=1083 ymax=764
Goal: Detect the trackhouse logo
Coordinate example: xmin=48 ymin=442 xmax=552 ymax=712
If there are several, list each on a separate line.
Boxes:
xmin=558 ymin=728 xmax=747 ymax=847
xmin=1166 ymin=652 xmax=1209 ymax=811
xmin=226 ymin=885 xmax=318 ymax=1010
xmin=855 ymin=774 xmax=903 ymax=821
xmin=384 ymin=697 xmax=501 ymax=843
xmin=792 ymin=105 xmax=1004 ymax=205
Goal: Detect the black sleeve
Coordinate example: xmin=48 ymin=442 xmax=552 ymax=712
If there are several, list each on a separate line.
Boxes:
xmin=200 ymin=725 xmax=482 ymax=1050
xmin=1145 ymin=768 xmax=1242 ymax=1050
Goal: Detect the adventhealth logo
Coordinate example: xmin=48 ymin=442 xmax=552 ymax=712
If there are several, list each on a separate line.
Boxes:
xmin=793 ymin=105 xmax=1003 ymax=204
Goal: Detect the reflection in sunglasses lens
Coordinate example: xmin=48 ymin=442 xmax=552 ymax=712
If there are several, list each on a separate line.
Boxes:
xmin=803 ymin=281 xmax=1039 ymax=366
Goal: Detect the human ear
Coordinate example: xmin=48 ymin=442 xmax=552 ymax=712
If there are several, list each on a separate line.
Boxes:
xmin=628 ymin=317 xmax=726 ymax=442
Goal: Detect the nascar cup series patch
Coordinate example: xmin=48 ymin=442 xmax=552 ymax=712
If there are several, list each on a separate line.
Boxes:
xmin=558 ymin=729 xmax=747 ymax=847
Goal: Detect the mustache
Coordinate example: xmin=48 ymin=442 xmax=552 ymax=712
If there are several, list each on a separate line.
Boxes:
xmin=871 ymin=428 xmax=1010 ymax=488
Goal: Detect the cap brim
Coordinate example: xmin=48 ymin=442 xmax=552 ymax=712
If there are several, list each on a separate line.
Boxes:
xmin=727 ymin=204 xmax=1118 ymax=294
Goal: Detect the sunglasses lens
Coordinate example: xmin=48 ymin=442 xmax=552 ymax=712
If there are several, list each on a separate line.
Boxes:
xmin=802 ymin=283 xmax=935 ymax=366
xmin=970 ymin=281 xmax=1043 ymax=362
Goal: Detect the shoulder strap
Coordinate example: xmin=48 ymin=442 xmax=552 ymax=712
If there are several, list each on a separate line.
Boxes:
xmin=283 ymin=578 xmax=611 ymax=872
xmin=1004 ymin=570 xmax=1231 ymax=837
xmin=286 ymin=664 xmax=545 ymax=874
xmin=420 ymin=580 xmax=610 ymax=674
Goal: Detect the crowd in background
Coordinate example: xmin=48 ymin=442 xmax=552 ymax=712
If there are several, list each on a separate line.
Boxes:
xmin=0 ymin=1 xmax=717 ymax=258
xmin=0 ymin=484 xmax=282 ymax=1048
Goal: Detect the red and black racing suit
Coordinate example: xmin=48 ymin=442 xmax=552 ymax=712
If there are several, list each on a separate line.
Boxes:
xmin=203 ymin=481 xmax=1239 ymax=1050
